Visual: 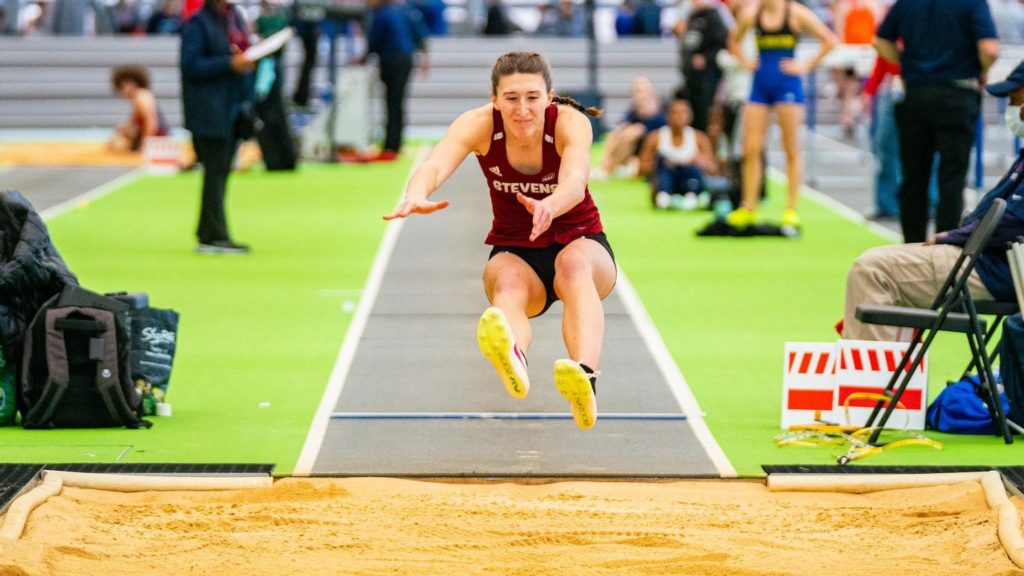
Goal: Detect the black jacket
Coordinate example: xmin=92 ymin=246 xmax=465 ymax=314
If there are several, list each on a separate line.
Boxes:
xmin=180 ymin=4 xmax=255 ymax=139
xmin=681 ymin=6 xmax=728 ymax=74
xmin=0 ymin=190 xmax=78 ymax=367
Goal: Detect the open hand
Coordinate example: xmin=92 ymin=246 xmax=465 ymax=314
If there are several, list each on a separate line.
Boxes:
xmin=779 ymin=58 xmax=807 ymax=77
xmin=382 ymin=197 xmax=450 ymax=220
xmin=516 ymin=193 xmax=553 ymax=241
xmin=230 ymin=45 xmax=255 ymax=73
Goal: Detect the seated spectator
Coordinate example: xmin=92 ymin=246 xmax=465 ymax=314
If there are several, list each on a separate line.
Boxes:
xmin=536 ymin=0 xmax=586 ymax=37
xmin=146 ymin=0 xmax=181 ymax=34
xmin=638 ymin=98 xmax=716 ymax=210
xmin=111 ymin=0 xmax=140 ymax=33
xmin=615 ymin=0 xmax=635 ymax=37
xmin=593 ymin=76 xmax=666 ymax=180
xmin=632 ymin=0 xmax=661 ymax=36
xmin=841 ymin=61 xmax=1024 ymax=341
xmin=482 ymin=0 xmax=516 ymax=35
xmin=108 ymin=64 xmax=169 ymax=152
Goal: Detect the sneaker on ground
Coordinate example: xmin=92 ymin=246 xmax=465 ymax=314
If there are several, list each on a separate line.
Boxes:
xmin=725 ymin=206 xmax=756 ymax=228
xmin=197 ymin=240 xmax=251 ymax=254
xmin=554 ymin=359 xmax=597 ymax=430
xmin=655 ymin=191 xmax=671 ymax=210
xmin=477 ymin=307 xmax=530 ymax=399
xmin=676 ymin=193 xmax=699 ymax=211
xmin=781 ymin=207 xmax=801 ymax=229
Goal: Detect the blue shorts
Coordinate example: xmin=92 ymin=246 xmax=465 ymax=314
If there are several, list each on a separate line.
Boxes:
xmin=749 ymin=62 xmax=805 ymax=105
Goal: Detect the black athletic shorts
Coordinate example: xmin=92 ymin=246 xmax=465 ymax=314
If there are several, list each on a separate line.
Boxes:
xmin=488 ymin=231 xmax=616 ymax=317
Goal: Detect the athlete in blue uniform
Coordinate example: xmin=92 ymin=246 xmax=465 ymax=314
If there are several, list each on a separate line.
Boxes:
xmin=727 ymin=0 xmax=836 ymax=231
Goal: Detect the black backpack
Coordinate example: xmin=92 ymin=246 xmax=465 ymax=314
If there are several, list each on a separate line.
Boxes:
xmin=19 ymin=285 xmax=151 ymax=429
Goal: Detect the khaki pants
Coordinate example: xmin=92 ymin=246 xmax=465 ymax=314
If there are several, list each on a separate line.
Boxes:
xmin=843 ymin=243 xmax=993 ymax=341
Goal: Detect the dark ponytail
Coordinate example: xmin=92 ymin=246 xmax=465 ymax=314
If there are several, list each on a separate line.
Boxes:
xmin=552 ymin=94 xmax=603 ymax=118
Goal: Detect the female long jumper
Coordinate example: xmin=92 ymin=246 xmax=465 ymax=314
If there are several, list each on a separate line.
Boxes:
xmin=383 ymin=52 xmax=617 ymax=429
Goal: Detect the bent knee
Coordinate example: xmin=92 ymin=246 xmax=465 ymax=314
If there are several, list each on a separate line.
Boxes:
xmin=487 ymin=265 xmax=532 ymax=297
xmin=553 ymin=249 xmax=593 ymax=286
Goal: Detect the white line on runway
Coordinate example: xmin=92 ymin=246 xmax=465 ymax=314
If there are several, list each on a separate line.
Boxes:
xmin=39 ymin=167 xmax=145 ymax=221
xmin=293 ymin=147 xmax=430 ymax=476
xmin=614 ymin=273 xmax=738 ymax=478
xmin=329 ymin=412 xmax=688 ymax=420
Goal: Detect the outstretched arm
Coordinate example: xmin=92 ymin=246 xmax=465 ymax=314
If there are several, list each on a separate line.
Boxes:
xmin=516 ymin=106 xmax=593 ymax=241
xmin=382 ymin=106 xmax=489 ymax=220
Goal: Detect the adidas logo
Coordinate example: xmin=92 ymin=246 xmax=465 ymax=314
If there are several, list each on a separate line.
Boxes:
xmin=493 ymin=132 xmax=504 ymax=141
xmin=542 ymin=172 xmax=555 ymax=182
xmin=544 ymin=134 xmax=554 ymax=143
xmin=489 ymin=166 xmax=503 ymax=177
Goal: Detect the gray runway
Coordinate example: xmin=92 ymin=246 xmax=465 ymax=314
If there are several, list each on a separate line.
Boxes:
xmin=0 ymin=166 xmax=135 ymax=212
xmin=310 ymin=161 xmax=722 ymax=477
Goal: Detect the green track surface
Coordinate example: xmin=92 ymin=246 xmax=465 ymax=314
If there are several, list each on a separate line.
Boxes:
xmin=589 ymin=174 xmax=1021 ymax=476
xmin=4 ymin=150 xmax=1020 ymax=477
xmin=1 ymin=163 xmax=407 ymax=475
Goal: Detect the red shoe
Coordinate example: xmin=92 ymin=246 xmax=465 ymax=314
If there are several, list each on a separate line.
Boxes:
xmin=835 ymin=318 xmax=844 ymax=337
xmin=374 ymin=150 xmax=399 ymax=162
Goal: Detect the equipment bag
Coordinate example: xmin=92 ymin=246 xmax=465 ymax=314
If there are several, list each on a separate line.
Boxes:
xmin=19 ymin=285 xmax=151 ymax=429
xmin=108 ymin=293 xmax=179 ymax=415
xmin=999 ymin=313 xmax=1024 ymax=424
xmin=925 ymin=374 xmax=1009 ymax=435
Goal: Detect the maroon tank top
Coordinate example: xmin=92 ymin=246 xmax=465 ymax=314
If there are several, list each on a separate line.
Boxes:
xmin=476 ymin=104 xmax=603 ymax=248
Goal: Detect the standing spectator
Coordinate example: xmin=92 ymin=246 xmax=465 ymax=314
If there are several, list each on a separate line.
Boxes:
xmin=862 ymin=54 xmax=902 ymax=220
xmin=874 ymin=0 xmax=999 ymax=243
xmin=411 ymin=0 xmax=446 ymax=35
xmin=725 ymin=0 xmax=837 ymax=232
xmin=482 ymin=0 xmax=516 ymax=35
xmin=675 ymin=0 xmax=728 ymax=132
xmin=290 ymin=0 xmax=325 ymax=108
xmin=862 ymin=51 xmax=940 ymax=222
xmin=631 ymin=0 xmax=660 ymax=36
xmin=180 ymin=0 xmax=255 ymax=254
xmin=254 ymin=0 xmax=297 ymax=170
xmin=364 ymin=0 xmax=429 ymax=160
xmin=638 ymin=98 xmax=717 ymax=210
xmin=146 ymin=0 xmax=181 ymax=34
xmin=831 ymin=0 xmax=877 ymax=139
xmin=108 ymin=64 xmax=169 ymax=152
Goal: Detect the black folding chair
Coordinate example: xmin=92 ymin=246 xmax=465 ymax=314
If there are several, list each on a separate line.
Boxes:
xmin=854 ymin=198 xmax=1013 ymax=445
xmin=958 ymin=299 xmax=1018 ymax=380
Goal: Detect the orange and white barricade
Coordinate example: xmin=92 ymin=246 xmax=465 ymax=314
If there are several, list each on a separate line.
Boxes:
xmin=834 ymin=339 xmax=927 ymax=430
xmin=781 ymin=343 xmax=838 ymax=428
xmin=142 ymin=136 xmax=184 ymax=174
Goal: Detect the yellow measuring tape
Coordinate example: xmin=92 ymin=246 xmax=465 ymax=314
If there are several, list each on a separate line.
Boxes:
xmin=775 ymin=394 xmax=943 ymax=465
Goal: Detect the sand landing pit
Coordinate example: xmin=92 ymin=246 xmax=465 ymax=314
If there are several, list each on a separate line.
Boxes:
xmin=1 ymin=476 xmax=1022 ymax=576
xmin=0 ymin=142 xmax=143 ymax=167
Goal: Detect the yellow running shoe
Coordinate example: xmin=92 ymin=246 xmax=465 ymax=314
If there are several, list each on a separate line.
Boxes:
xmin=477 ymin=307 xmax=530 ymax=399
xmin=781 ymin=207 xmax=801 ymax=229
xmin=554 ymin=359 xmax=598 ymax=429
xmin=726 ymin=206 xmax=756 ymax=228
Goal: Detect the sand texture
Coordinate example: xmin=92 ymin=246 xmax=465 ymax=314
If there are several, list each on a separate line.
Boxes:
xmin=0 ymin=142 xmax=143 ymax=167
xmin=2 ymin=477 xmax=1023 ymax=576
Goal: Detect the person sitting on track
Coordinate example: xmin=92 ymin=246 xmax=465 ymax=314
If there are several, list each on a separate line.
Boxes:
xmin=108 ymin=64 xmax=169 ymax=153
